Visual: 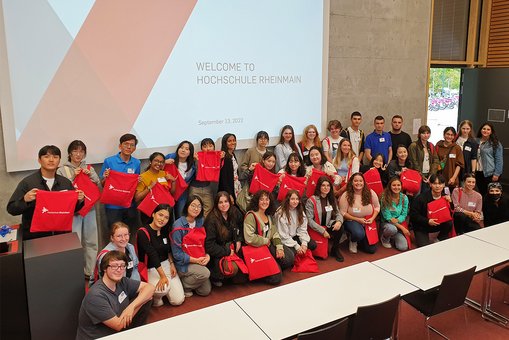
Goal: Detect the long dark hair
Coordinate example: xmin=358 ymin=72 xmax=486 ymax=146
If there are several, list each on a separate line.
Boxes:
xmin=284 ymin=152 xmax=306 ymax=176
xmin=278 ymin=125 xmax=299 ymax=153
xmin=345 ymin=172 xmax=372 ymax=206
xmin=206 ymin=191 xmax=236 ymax=241
xmin=176 ymin=141 xmax=194 ymax=172
xmin=477 ymin=122 xmax=499 ymax=149
xmin=150 ymin=204 xmax=172 ymax=224
xmin=221 ymin=133 xmax=236 ymax=158
xmin=183 ymin=195 xmax=204 ymax=220
xmin=313 ymin=176 xmax=337 ymax=208
xmin=277 ymin=190 xmax=304 ymax=225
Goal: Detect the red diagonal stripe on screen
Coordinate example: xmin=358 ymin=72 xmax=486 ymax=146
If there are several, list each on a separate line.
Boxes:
xmin=17 ymin=0 xmax=197 ymax=158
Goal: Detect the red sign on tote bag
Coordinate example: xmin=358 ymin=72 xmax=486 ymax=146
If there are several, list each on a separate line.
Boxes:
xmin=305 ymin=168 xmax=327 ymax=197
xmin=137 ymin=182 xmax=175 ymax=216
xmin=73 ymin=171 xmax=101 ymax=217
xmin=31 ymin=190 xmax=78 ymax=233
xmin=196 ymin=151 xmax=222 ymax=182
xmin=100 ymin=170 xmax=138 ymax=208
xmin=277 ymin=175 xmax=306 ymax=201
xmin=249 ymin=164 xmax=280 ymax=195
xmin=163 ymin=163 xmax=188 ymax=201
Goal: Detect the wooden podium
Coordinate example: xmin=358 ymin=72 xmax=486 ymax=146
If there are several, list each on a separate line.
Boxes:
xmin=24 ymin=233 xmax=84 ymax=340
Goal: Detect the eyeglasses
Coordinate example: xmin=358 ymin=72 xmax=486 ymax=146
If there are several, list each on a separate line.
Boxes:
xmin=190 ymin=203 xmax=202 ymax=210
xmin=108 ymin=264 xmax=126 ymax=271
xmin=114 ymin=233 xmax=130 ymax=239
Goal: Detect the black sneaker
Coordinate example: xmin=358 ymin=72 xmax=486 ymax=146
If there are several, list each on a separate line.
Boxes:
xmin=334 ymin=249 xmax=344 ymax=262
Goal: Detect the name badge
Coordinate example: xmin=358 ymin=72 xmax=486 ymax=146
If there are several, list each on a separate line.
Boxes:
xmin=263 ymin=224 xmax=269 ymax=232
xmin=303 ymin=150 xmax=309 ymax=156
xmin=118 ymin=291 xmax=127 ymax=304
xmin=468 ymin=202 xmax=476 ymax=207
xmin=464 ymin=146 xmax=472 ymax=152
xmin=127 ymin=168 xmax=135 ymax=174
xmin=325 ymin=205 xmax=333 ymax=212
xmin=157 ymin=177 xmax=167 ymax=183
xmin=449 ymin=154 xmax=456 ymax=158
xmin=127 ymin=261 xmax=133 ymax=269
xmin=163 ymin=238 xmax=168 ymax=244
xmin=353 ymin=207 xmax=361 ymax=213
xmin=379 ymin=137 xmax=385 ymax=143
xmin=332 ymin=143 xmax=339 ymax=149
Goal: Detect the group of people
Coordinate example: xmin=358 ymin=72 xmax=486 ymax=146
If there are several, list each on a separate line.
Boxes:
xmin=7 ymin=112 xmax=509 ymax=339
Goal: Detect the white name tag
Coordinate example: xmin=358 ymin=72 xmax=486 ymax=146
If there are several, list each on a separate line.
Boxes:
xmin=127 ymin=168 xmax=135 ymax=174
xmin=163 ymin=238 xmax=168 ymax=244
xmin=263 ymin=224 xmax=269 ymax=232
xmin=325 ymin=205 xmax=333 ymax=212
xmin=353 ymin=207 xmax=361 ymax=213
xmin=464 ymin=146 xmax=472 ymax=152
xmin=449 ymin=153 xmax=456 ymax=159
xmin=379 ymin=137 xmax=385 ymax=142
xmin=303 ymin=150 xmax=309 ymax=156
xmin=157 ymin=177 xmax=167 ymax=183
xmin=118 ymin=291 xmax=127 ymax=304
xmin=127 ymin=261 xmax=133 ymax=269
xmin=468 ymin=202 xmax=476 ymax=207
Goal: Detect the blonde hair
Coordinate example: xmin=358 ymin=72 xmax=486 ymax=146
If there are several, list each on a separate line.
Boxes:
xmin=458 ymin=120 xmax=475 ymax=139
xmin=333 ymin=139 xmax=355 ymax=169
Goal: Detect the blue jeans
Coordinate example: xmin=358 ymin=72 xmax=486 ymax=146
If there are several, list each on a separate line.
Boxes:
xmin=343 ymin=220 xmax=377 ymax=254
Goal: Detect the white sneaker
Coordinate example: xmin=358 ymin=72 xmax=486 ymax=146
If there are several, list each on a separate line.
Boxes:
xmin=381 ymin=238 xmax=392 ymax=249
xmin=349 ymin=241 xmax=358 ymax=253
xmin=184 ymin=291 xmax=194 ymax=298
xmin=152 ymin=298 xmax=164 ymax=307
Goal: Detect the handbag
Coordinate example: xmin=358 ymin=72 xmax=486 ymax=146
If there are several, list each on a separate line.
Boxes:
xmin=277 ymin=175 xmax=306 ymax=201
xmin=163 ymin=163 xmax=189 ymax=201
xmin=171 ymin=227 xmax=206 ymax=258
xmin=137 ymin=182 xmax=175 ymax=216
xmin=31 ymin=190 xmax=78 ymax=233
xmin=196 ymin=151 xmax=222 ymax=182
xmin=219 ymin=246 xmax=249 ymax=276
xmin=427 ymin=197 xmax=453 ymax=224
xmin=364 ymin=168 xmax=384 ymax=197
xmin=72 ymin=168 xmax=101 ymax=217
xmin=363 ymin=204 xmax=379 ymax=245
xmin=242 ymin=245 xmax=280 ymax=281
xmin=305 ymin=168 xmax=327 ymax=197
xmin=100 ymin=170 xmax=138 ymax=207
xmin=291 ymin=249 xmax=319 ymax=273
xmin=249 ymin=164 xmax=280 ymax=194
xmin=400 ymin=169 xmax=422 ymax=195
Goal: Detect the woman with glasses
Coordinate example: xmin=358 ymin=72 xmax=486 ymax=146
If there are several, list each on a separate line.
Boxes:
xmin=137 ymin=204 xmax=185 ymax=307
xmin=171 ymin=196 xmax=211 ymax=297
xmin=57 ymin=140 xmax=101 ymax=280
xmin=90 ymin=222 xmax=140 ymax=286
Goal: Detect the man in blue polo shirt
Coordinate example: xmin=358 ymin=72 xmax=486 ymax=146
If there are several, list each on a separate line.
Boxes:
xmin=364 ymin=115 xmax=392 ymax=166
xmin=100 ymin=134 xmax=141 ymax=235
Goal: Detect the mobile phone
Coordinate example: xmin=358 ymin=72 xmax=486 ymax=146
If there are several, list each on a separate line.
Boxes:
xmin=444 ymin=187 xmax=450 ymax=195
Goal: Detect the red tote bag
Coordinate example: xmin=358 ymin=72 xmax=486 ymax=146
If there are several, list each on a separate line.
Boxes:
xmin=31 ymin=190 xmax=78 ymax=233
xmin=400 ymin=169 xmax=422 ymax=195
xmin=277 ymin=175 xmax=306 ymax=201
xmin=292 ymin=249 xmax=319 ymax=273
xmin=73 ymin=171 xmax=101 ymax=217
xmin=137 ymin=183 xmax=175 ymax=216
xmin=100 ymin=170 xmax=138 ymax=208
xmin=196 ymin=151 xmax=222 ymax=182
xmin=306 ymin=196 xmax=328 ymax=259
xmin=163 ymin=163 xmax=189 ymax=201
xmin=305 ymin=168 xmax=327 ymax=197
xmin=427 ymin=197 xmax=453 ymax=224
xmin=364 ymin=168 xmax=384 ymax=197
xmin=363 ymin=204 xmax=379 ymax=245
xmin=400 ymin=221 xmax=413 ymax=250
xmin=242 ymin=245 xmax=280 ymax=281
xmin=171 ymin=227 xmax=206 ymax=258
xmin=249 ymin=164 xmax=280 ymax=194
xmin=219 ymin=252 xmax=249 ymax=276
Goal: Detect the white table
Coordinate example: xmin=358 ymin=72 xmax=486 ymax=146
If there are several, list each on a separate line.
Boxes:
xmin=234 ymin=261 xmax=416 ymax=340
xmin=101 ymin=301 xmax=269 ymax=340
xmin=464 ymin=222 xmax=509 ymax=250
xmin=373 ymin=234 xmax=509 ymax=292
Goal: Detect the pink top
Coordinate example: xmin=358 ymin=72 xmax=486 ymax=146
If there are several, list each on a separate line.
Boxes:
xmin=452 ymin=188 xmax=483 ymax=214
xmin=339 ymin=189 xmax=380 ymax=218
